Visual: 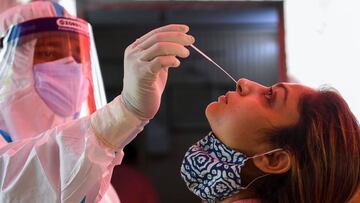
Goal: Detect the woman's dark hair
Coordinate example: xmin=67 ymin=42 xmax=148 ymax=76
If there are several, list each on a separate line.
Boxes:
xmin=255 ymin=88 xmax=360 ymax=203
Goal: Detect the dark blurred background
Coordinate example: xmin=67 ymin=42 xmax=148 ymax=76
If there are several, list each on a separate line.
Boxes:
xmin=83 ymin=1 xmax=285 ymax=202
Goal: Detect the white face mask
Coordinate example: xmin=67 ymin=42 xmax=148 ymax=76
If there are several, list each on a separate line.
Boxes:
xmin=180 ymin=132 xmax=282 ymax=203
xmin=33 ymin=56 xmax=88 ymax=117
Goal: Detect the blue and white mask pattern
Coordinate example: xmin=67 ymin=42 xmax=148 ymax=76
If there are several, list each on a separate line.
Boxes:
xmin=180 ymin=132 xmax=281 ymax=203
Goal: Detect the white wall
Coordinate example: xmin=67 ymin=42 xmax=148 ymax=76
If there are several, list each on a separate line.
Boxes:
xmin=285 ymin=0 xmax=360 ymax=119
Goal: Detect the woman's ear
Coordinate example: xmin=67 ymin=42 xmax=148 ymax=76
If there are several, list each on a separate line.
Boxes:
xmin=252 ymin=150 xmax=291 ymax=174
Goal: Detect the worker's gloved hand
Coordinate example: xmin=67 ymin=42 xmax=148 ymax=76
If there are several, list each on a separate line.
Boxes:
xmin=121 ymin=24 xmax=195 ymax=120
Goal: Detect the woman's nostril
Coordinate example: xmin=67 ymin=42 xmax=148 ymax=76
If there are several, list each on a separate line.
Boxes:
xmin=236 ymin=83 xmax=242 ymax=92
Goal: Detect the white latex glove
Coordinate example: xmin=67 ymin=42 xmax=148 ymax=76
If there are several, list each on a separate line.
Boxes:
xmin=122 ymin=24 xmax=195 ymax=120
xmin=90 ymin=24 xmax=194 ymax=150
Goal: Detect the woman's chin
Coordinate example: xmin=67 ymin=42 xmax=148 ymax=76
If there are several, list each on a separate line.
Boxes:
xmin=205 ymin=102 xmax=217 ymax=119
xmin=205 ymin=103 xmax=221 ymax=131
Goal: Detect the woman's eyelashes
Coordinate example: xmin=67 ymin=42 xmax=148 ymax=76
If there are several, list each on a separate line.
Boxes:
xmin=265 ymin=86 xmax=274 ymax=105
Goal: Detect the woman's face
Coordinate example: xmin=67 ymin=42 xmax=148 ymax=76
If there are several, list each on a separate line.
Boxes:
xmin=205 ymin=78 xmax=315 ymax=155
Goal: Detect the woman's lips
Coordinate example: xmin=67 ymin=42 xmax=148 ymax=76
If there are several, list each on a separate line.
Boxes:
xmin=218 ymin=95 xmax=227 ymax=104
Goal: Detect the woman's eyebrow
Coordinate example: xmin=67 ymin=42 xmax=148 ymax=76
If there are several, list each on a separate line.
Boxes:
xmin=274 ymin=83 xmax=289 ymax=104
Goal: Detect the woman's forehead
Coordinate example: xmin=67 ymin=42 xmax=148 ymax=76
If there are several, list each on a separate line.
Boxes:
xmin=283 ymin=82 xmax=314 ymax=91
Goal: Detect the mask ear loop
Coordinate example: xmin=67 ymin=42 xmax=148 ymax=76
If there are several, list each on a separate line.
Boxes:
xmin=239 ymin=148 xmax=283 ymax=190
xmin=250 ymin=148 xmax=283 ymax=159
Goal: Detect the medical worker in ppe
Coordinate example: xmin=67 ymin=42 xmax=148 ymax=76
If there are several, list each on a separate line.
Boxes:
xmin=0 ymin=2 xmax=194 ymax=202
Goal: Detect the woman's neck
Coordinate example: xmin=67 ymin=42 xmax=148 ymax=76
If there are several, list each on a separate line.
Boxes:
xmin=217 ymin=158 xmax=267 ymax=203
xmin=218 ymin=189 xmax=258 ymax=203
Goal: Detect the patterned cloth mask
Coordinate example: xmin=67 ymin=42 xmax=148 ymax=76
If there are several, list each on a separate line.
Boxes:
xmin=180 ymin=132 xmax=282 ymax=203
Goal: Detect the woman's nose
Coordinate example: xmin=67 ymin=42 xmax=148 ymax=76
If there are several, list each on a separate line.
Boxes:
xmin=236 ymin=78 xmax=250 ymax=96
xmin=236 ymin=78 xmax=266 ymax=96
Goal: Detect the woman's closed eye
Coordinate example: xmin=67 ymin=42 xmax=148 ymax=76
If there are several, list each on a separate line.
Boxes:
xmin=265 ymin=87 xmax=274 ymax=105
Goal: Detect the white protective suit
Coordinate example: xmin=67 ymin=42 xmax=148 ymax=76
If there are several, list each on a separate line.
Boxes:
xmin=0 ymin=2 xmax=146 ymax=202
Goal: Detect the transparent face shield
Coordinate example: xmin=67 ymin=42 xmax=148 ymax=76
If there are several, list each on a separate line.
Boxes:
xmin=0 ymin=17 xmax=107 ymax=139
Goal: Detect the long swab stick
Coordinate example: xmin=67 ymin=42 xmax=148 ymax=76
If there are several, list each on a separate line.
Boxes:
xmin=190 ymin=44 xmax=237 ymax=84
